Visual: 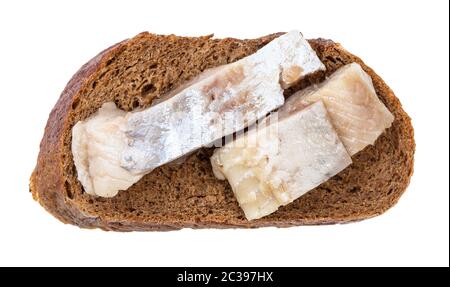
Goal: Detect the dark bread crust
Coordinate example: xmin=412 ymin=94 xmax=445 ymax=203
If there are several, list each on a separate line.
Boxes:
xmin=30 ymin=33 xmax=415 ymax=231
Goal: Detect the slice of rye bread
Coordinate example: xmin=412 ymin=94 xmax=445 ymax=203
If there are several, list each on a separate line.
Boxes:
xmin=30 ymin=32 xmax=415 ymax=231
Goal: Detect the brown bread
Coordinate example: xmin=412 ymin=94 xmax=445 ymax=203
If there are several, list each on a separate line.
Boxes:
xmin=29 ymin=32 xmax=415 ymax=231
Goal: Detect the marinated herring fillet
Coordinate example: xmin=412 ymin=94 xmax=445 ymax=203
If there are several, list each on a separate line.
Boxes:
xmin=211 ymin=101 xmax=352 ymax=220
xmin=71 ymin=103 xmax=141 ymax=197
xmin=72 ymin=31 xmax=325 ymax=197
xmin=211 ymin=63 xmax=395 ymax=220
xmin=285 ymin=63 xmax=395 ymax=155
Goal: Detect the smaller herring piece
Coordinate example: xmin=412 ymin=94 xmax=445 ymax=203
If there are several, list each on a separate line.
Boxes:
xmin=72 ymin=103 xmax=145 ymax=197
xmin=72 ymin=31 xmax=325 ymax=197
xmin=211 ymin=101 xmax=352 ymax=220
xmin=285 ymin=63 xmax=395 ymax=155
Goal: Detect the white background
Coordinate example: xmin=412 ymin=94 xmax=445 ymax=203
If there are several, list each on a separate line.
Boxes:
xmin=0 ymin=0 xmax=448 ymax=267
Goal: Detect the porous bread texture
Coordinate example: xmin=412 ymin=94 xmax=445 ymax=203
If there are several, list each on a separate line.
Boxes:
xmin=30 ymin=32 xmax=415 ymax=231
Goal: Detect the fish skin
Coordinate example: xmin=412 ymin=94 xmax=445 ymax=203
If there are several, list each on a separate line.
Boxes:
xmin=121 ymin=30 xmax=325 ymax=173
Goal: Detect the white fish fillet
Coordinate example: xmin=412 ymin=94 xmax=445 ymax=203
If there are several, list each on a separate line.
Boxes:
xmin=71 ymin=103 xmax=144 ymax=197
xmin=122 ymin=30 xmax=325 ymax=172
xmin=283 ymin=63 xmax=394 ymax=155
xmin=72 ymin=31 xmax=325 ymax=197
xmin=211 ymin=101 xmax=352 ymax=220
xmin=211 ymin=63 xmax=395 ymax=220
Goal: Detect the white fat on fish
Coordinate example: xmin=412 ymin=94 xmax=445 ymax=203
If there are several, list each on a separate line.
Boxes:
xmin=72 ymin=31 xmax=325 ymax=197
xmin=210 ymin=101 xmax=352 ymax=220
xmin=284 ymin=63 xmax=395 ymax=155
